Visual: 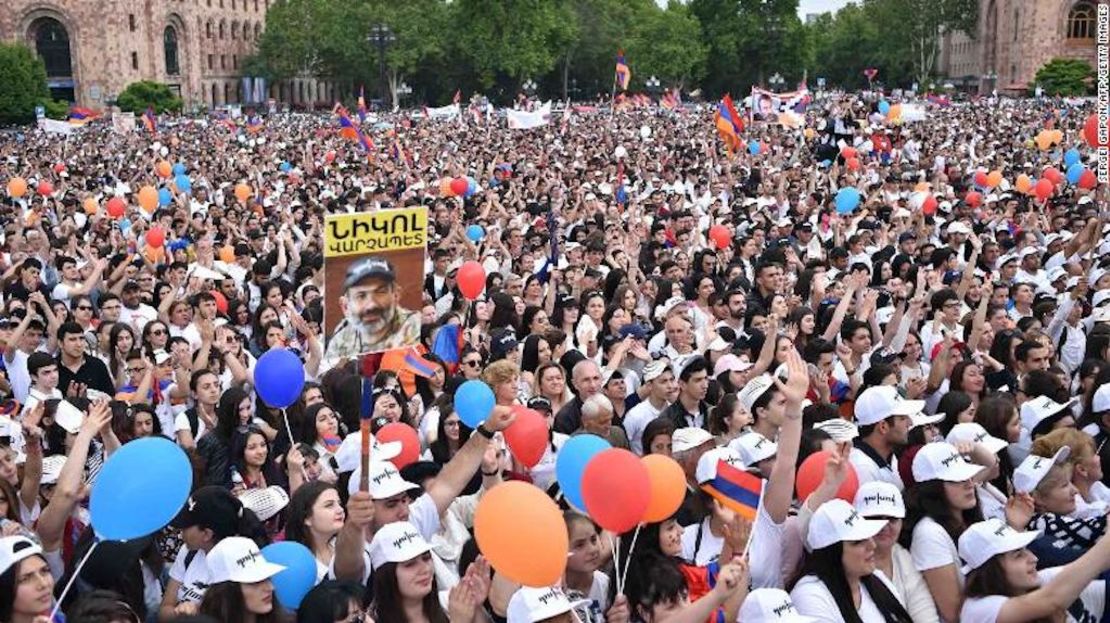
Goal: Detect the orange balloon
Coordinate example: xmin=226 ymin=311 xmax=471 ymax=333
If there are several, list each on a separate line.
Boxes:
xmin=83 ymin=197 xmax=98 ymax=215
xmin=642 ymin=454 xmax=686 ymax=523
xmin=986 ymin=171 xmax=1003 ymax=188
xmin=138 ymin=185 xmax=158 ymax=212
xmin=1015 ymin=174 xmax=1033 ymax=194
xmin=143 ymin=245 xmax=165 ymax=264
xmin=913 ymin=182 xmax=929 ymax=192
xmin=234 ymin=183 xmax=252 ymax=203
xmin=474 ymin=481 xmax=567 ymax=587
xmin=7 ymin=177 xmax=27 ymax=198
xmin=155 ymin=161 xmax=172 ymax=178
xmin=219 ymin=245 xmax=236 ymax=263
xmin=440 ymin=178 xmax=455 ymax=197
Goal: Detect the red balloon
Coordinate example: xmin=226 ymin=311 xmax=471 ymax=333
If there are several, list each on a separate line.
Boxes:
xmin=796 ymin=450 xmax=859 ymax=503
xmin=582 ymin=449 xmax=650 ymax=533
xmin=1033 ymin=178 xmax=1054 ymax=201
xmin=505 ymin=407 xmax=548 ymax=468
xmin=973 ymin=171 xmax=988 ymax=187
xmin=211 ymin=290 xmax=228 ymax=315
xmin=457 ymin=260 xmax=486 ymax=300
xmin=146 ymin=227 xmax=165 ymax=248
xmin=708 ymin=224 xmax=732 ymax=250
xmin=1078 ymin=169 xmax=1097 ymax=190
xmin=964 ymin=191 xmax=982 ymax=208
xmin=845 ymin=157 xmax=860 ymax=171
xmin=1043 ymin=167 xmax=1063 ymax=186
xmin=53 ymin=162 xmax=65 ymax=173
xmin=324 ymin=151 xmax=336 ymax=163
xmin=106 ymin=197 xmax=126 ymax=218
xmin=37 ymin=181 xmax=53 ymax=196
xmin=450 ymin=177 xmax=469 ymax=196
xmin=921 ymin=195 xmax=938 ymax=216
xmin=376 ymin=422 xmax=420 ymax=469
xmin=840 ymin=146 xmax=858 ymax=159
xmin=1084 ymin=114 xmax=1107 ymax=148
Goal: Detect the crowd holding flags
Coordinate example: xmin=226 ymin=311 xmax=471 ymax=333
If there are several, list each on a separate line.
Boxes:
xmin=714 ymin=94 xmax=744 ymax=153
xmin=357 ymin=86 xmax=368 ymax=123
xmin=336 ymin=107 xmax=373 ymax=152
xmin=67 ymin=106 xmax=97 ymax=126
xmin=141 ymin=107 xmax=158 ymax=134
xmin=614 ymin=51 xmax=631 ymax=91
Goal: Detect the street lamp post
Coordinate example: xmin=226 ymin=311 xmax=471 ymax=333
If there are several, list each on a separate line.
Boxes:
xmin=981 ymin=69 xmax=997 ymax=94
xmin=769 ymin=73 xmax=784 ymax=92
xmin=367 ymin=24 xmax=394 ymax=108
xmin=522 ymin=79 xmax=537 ymax=98
xmin=645 ymin=75 xmax=661 ymax=97
xmin=569 ymin=78 xmax=579 ymax=101
xmin=396 ymin=81 xmax=412 ymax=108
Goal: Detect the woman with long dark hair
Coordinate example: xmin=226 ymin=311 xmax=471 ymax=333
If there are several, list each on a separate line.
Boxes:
xmin=975 ymin=395 xmax=1021 ymax=496
xmin=0 ymin=536 xmax=55 ymax=622
xmin=790 ymin=499 xmax=914 ymax=622
xmin=284 ymin=482 xmax=345 ymax=582
xmin=424 ymin=396 xmax=471 ymax=467
xmin=197 ymin=536 xmax=286 ymax=623
xmin=108 ymin=323 xmax=137 ymax=386
xmin=196 ymin=386 xmax=255 ymax=487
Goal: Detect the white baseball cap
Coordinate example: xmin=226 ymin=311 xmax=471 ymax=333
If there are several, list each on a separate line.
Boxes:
xmin=739 ymin=588 xmax=816 ymax=622
xmin=1093 ymin=382 xmax=1110 ymax=413
xmin=333 ymin=432 xmax=402 ymax=473
xmin=506 ymin=586 xmax=590 ymax=623
xmin=696 ymin=447 xmax=744 ymax=484
xmin=714 ymin=354 xmax=753 ymax=377
xmin=368 ymin=521 xmax=432 ymax=570
xmin=738 ymin=374 xmax=776 ymax=412
xmin=39 ymin=455 xmax=66 ymax=485
xmin=348 ymin=461 xmax=422 ymax=499
xmin=945 ymin=422 xmax=1008 ymax=456
xmin=672 ymin=427 xmax=715 ymax=454
xmin=806 ymin=499 xmax=887 ymax=551
xmin=958 ymin=518 xmax=1040 ymax=574
xmin=729 ymin=432 xmax=778 ymax=470
xmin=1093 ymin=289 xmax=1110 ymax=308
xmin=1013 ymin=447 xmax=1070 ymax=494
xmin=0 ymin=536 xmax=43 ymax=576
xmin=853 ymin=385 xmax=931 ymax=427
xmin=853 ymin=481 xmax=906 ymax=519
xmin=912 ymin=442 xmax=986 ymax=483
xmin=813 ymin=418 xmax=859 ymax=442
xmin=1019 ymin=396 xmax=1076 ymax=436
xmin=205 ymin=537 xmax=285 ymax=584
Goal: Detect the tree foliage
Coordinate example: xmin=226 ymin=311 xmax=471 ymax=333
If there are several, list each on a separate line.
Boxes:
xmin=0 ymin=43 xmax=50 ymax=126
xmin=1033 ymin=58 xmax=1094 ymax=96
xmin=116 ymin=81 xmax=183 ymax=114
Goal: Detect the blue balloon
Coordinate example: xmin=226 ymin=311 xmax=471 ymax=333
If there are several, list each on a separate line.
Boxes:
xmin=119 ymin=218 xmax=131 ymax=231
xmin=90 ymin=437 xmax=191 ymax=540
xmin=466 ymin=176 xmax=478 ymax=197
xmin=835 ymin=187 xmax=861 ymax=214
xmin=280 ymin=161 xmax=292 ymax=172
xmin=455 ymin=380 xmax=494 ymax=428
xmin=878 ymin=100 xmax=891 ymax=115
xmin=748 ymin=140 xmax=761 ymax=155
xmin=174 ymin=174 xmax=191 ymax=194
xmin=466 ymin=224 xmax=484 ymax=242
xmin=1064 ymin=148 xmax=1081 ymax=167
xmin=255 ymin=348 xmax=305 ymax=408
xmin=261 ymin=542 xmax=316 ymax=609
xmin=1066 ymin=163 xmax=1086 ymax=185
xmin=158 ymin=187 xmax=172 ymax=206
xmin=555 ymin=434 xmax=611 ymax=511
xmin=171 ymin=163 xmax=186 ymax=176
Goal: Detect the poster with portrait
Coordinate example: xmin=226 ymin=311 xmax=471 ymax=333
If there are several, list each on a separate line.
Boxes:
xmin=748 ymin=86 xmax=811 ymax=124
xmin=322 ymin=207 xmax=428 ymax=359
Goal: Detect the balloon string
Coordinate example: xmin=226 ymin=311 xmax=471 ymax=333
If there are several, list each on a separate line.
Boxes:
xmin=609 ymin=533 xmax=621 ymax=596
xmin=282 ymin=409 xmax=308 ymax=481
xmin=619 ymin=524 xmax=641 ymax=595
xmin=49 ymin=539 xmax=98 ymax=621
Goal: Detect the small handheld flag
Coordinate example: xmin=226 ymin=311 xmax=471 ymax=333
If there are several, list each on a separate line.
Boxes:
xmin=701 ymin=459 xmax=762 ymax=520
xmin=615 ymin=51 xmax=631 ymax=91
xmin=359 ymin=377 xmax=373 ymax=492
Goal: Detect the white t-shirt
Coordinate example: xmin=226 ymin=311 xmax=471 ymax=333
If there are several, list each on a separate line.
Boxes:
xmin=791 ymin=571 xmax=900 ymax=622
xmin=7 ymin=349 xmax=33 ymax=404
xmin=346 ymin=493 xmax=443 ymax=584
xmin=749 ymin=500 xmax=787 ymax=589
xmin=681 ymin=517 xmax=724 ymax=566
xmin=119 ymin=303 xmax=158 ymax=332
xmin=168 ymin=545 xmax=209 ymax=605
xmin=911 ymin=517 xmax=964 ymax=586
xmin=960 ymin=566 xmax=1105 ymax=622
xmin=528 ymin=432 xmax=568 ymax=492
xmin=623 ymin=399 xmax=667 ymax=455
xmin=849 ymin=446 xmax=904 ymax=491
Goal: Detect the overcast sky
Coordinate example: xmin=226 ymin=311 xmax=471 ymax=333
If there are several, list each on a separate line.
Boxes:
xmin=796 ymin=0 xmax=857 ymax=19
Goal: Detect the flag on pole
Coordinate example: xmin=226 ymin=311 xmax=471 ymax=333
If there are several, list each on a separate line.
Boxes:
xmin=452 ymin=90 xmax=461 ymax=105
xmin=715 ymin=95 xmax=743 ymax=152
xmin=357 ymin=86 xmax=368 ymax=123
xmin=660 ymin=89 xmax=677 ymax=111
xmin=67 ymin=106 xmax=97 ymax=125
xmin=701 ymin=459 xmax=762 ymax=521
xmin=430 ymin=324 xmax=463 ymax=371
xmin=142 ymin=107 xmax=157 ymax=134
xmin=337 ymin=109 xmax=373 ymax=152
xmin=615 ymin=51 xmax=631 ymax=91
xmin=245 ymin=115 xmax=264 ymax=134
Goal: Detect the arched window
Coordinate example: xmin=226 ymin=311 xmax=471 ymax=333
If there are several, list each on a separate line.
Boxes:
xmin=1068 ymin=1 xmax=1095 ymax=39
xmin=231 ymin=20 xmax=238 ymax=39
xmin=164 ymin=26 xmax=180 ymax=75
xmin=254 ymin=23 xmax=261 ymax=39
xmin=206 ymin=20 xmax=212 ymax=38
xmin=30 ymin=17 xmax=72 ymax=78
xmin=219 ymin=20 xmax=225 ymax=39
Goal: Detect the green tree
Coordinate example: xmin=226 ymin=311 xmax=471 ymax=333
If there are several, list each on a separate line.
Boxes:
xmin=1033 ymin=58 xmax=1094 ymax=96
xmin=690 ymin=0 xmax=807 ymax=97
xmin=116 ymin=81 xmax=183 ymax=113
xmin=0 ymin=43 xmax=50 ymax=126
xmin=454 ymin=0 xmax=577 ymax=90
xmin=626 ymin=1 xmax=708 ymax=90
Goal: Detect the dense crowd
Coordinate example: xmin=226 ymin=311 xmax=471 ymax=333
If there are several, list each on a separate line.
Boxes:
xmin=0 ymin=90 xmax=1108 ymax=623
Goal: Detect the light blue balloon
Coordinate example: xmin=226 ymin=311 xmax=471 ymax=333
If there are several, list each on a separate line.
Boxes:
xmin=255 ymin=348 xmax=305 ymax=408
xmin=174 ymin=174 xmax=191 ymax=194
xmin=555 ymin=434 xmax=611 ymax=512
xmin=1066 ymin=163 xmax=1085 ymax=185
xmin=90 ymin=437 xmax=191 ymax=540
xmin=1064 ymin=149 xmax=1081 ymax=167
xmin=878 ymin=100 xmax=891 ymax=115
xmin=171 ymin=163 xmax=186 ymax=176
xmin=466 ymin=176 xmax=478 ymax=197
xmin=455 ymin=380 xmax=494 ymax=428
xmin=158 ymin=187 xmax=172 ymax=206
xmin=835 ymin=187 xmax=861 ymax=214
xmin=466 ymin=224 xmax=484 ymax=242
xmin=748 ymin=140 xmax=761 ymax=155
xmin=261 ymin=542 xmax=316 ymax=609
xmin=280 ymin=161 xmax=292 ymax=172
xmin=119 ymin=218 xmax=131 ymax=231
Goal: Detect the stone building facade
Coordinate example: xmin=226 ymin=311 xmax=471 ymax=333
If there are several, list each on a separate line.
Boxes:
xmin=0 ymin=0 xmax=340 ymax=109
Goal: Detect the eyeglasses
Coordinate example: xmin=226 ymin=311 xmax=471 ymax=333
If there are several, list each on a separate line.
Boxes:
xmin=76 ymin=306 xmax=93 ymax=311
xmin=463 ymin=359 xmax=482 ymax=368
xmin=444 ymin=420 xmax=461 ymax=428
xmin=127 ymin=367 xmax=147 ymax=374
xmin=150 ymin=329 xmax=165 ymax=336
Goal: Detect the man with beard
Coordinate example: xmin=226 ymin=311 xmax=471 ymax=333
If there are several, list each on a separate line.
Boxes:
xmin=325 ymin=257 xmax=420 ymax=358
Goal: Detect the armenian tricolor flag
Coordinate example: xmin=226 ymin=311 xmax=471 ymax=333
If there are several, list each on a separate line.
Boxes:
xmin=660 ymin=89 xmax=677 ymax=111
xmin=431 ymin=324 xmax=463 ymax=371
xmin=614 ymin=51 xmax=631 ymax=91
xmin=337 ymin=110 xmax=373 ymax=152
xmin=245 ymin=115 xmax=264 ymax=134
xmin=67 ymin=106 xmax=96 ymax=125
xmin=402 ymin=348 xmax=436 ymax=378
xmin=390 ymin=138 xmax=409 ymax=166
xmin=142 ymin=107 xmax=158 ymax=134
xmin=715 ymin=96 xmax=744 ymax=153
xmin=701 ymin=459 xmax=762 ymax=520
xmin=357 ymin=86 xmax=368 ymax=124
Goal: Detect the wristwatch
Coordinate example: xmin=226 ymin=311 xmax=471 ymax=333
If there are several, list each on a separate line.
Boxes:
xmin=476 ymin=423 xmax=495 ymax=439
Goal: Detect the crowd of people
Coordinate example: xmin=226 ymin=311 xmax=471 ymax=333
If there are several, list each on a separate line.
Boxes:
xmin=0 ymin=89 xmax=1107 ymax=623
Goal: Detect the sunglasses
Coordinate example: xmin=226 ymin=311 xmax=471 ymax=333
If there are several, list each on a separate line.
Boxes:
xmin=150 ymin=329 xmax=166 ymax=336
xmin=463 ymin=359 xmax=482 ymax=368
xmin=76 ymin=305 xmax=93 ymax=311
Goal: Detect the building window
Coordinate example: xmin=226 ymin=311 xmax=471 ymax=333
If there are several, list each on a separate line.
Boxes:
xmin=129 ymin=14 xmax=136 ymax=31
xmin=254 ymin=0 xmax=259 ymax=11
xmin=254 ymin=23 xmax=261 ymax=39
xmin=208 ymin=53 xmax=214 ymax=69
xmin=219 ymin=21 xmax=225 ymax=39
xmin=131 ymin=51 xmax=138 ymax=70
xmin=29 ymin=17 xmax=72 ymax=78
xmin=220 ymin=54 xmax=226 ymax=69
xmin=164 ymin=26 xmax=180 ymax=75
xmin=206 ymin=21 xmax=212 ymax=38
xmin=233 ymin=55 xmax=238 ymax=69
xmin=1067 ymin=1 xmax=1096 ymax=39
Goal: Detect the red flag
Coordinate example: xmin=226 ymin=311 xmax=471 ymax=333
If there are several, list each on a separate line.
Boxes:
xmin=452 ymin=90 xmax=461 ymax=105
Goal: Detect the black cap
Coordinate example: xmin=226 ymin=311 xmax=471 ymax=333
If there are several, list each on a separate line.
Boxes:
xmin=490 ymin=329 xmax=518 ymax=358
xmin=172 ymin=486 xmax=243 ymax=538
xmin=343 ymin=257 xmax=396 ymax=290
xmin=527 ymin=396 xmax=553 ymax=413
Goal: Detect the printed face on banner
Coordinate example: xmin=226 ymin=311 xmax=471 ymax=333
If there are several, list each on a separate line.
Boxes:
xmin=322 ymin=207 xmax=428 ymax=358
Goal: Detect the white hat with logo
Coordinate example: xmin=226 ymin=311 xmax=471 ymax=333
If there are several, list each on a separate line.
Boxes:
xmin=958 ymin=518 xmax=1040 ymax=574
xmin=205 ymin=536 xmax=285 ymax=584
xmin=0 ymin=536 xmax=42 ymax=576
xmin=1019 ymin=396 xmax=1076 ymax=436
xmin=853 ymin=385 xmax=937 ymax=427
xmin=672 ymin=427 xmax=715 ymax=454
xmin=946 ymin=422 xmax=1008 ymax=455
xmin=853 ymin=481 xmax=905 ymax=519
xmin=506 ymin=585 xmax=590 ymax=623
xmin=696 ymin=447 xmax=745 ymax=484
xmin=739 ymin=588 xmax=817 ymax=622
xmin=737 ymin=374 xmax=776 ymax=412
xmin=729 ymin=432 xmax=778 ymax=470
xmin=1094 ymin=382 xmax=1110 ymax=414
xmin=911 ymin=442 xmax=986 ymax=483
xmin=806 ymin=499 xmax=888 ymax=551
xmin=368 ymin=521 xmax=432 ymax=570
xmin=348 ymin=461 xmax=422 ymax=499
xmin=1013 ymin=447 xmax=1070 ymax=494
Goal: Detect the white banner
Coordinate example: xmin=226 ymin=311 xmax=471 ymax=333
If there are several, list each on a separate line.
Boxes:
xmin=506 ymin=101 xmax=552 ymax=130
xmin=37 ymin=118 xmax=74 ymax=135
xmin=426 ymin=103 xmax=460 ymax=119
xmin=900 ymin=103 xmax=927 ymax=122
xmin=112 ymin=112 xmax=136 ymax=134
